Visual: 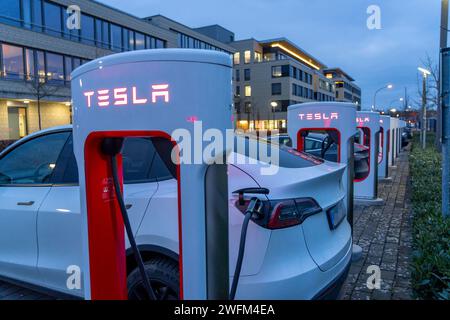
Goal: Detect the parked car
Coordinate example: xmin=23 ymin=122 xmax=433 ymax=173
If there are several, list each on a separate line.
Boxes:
xmin=402 ymin=129 xmax=412 ymax=148
xmin=266 ymin=133 xmax=370 ymax=180
xmin=0 ymin=126 xmax=351 ymax=300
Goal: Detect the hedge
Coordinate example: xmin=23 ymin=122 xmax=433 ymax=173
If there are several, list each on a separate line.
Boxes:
xmin=410 ymin=133 xmax=450 ymax=300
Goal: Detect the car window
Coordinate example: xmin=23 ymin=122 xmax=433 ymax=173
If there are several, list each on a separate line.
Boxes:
xmin=56 ymin=136 xmax=175 ymax=185
xmin=0 ymin=132 xmax=70 ymax=185
xmin=51 ymin=134 xmax=79 ymax=184
xmin=305 ymin=138 xmax=321 ymax=151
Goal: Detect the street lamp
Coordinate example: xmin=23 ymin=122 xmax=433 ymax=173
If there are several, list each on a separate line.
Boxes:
xmin=270 ymin=101 xmax=278 ymax=129
xmin=373 ymin=84 xmax=393 ymax=111
xmin=418 ymin=67 xmax=431 ymax=149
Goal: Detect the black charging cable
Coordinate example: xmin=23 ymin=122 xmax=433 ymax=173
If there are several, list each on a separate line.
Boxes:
xmin=102 ymin=138 xmax=157 ymax=300
xmin=229 ymin=197 xmax=263 ymax=300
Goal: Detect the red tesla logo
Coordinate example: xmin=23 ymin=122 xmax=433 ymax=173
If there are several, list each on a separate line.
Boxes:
xmin=83 ymin=84 xmax=170 ymax=108
xmin=298 ymin=112 xmax=339 ymax=120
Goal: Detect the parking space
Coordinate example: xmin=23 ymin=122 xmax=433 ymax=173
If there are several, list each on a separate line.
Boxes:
xmin=340 ymin=147 xmax=413 ymax=300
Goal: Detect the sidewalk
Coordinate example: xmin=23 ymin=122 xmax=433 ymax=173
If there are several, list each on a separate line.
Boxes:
xmin=340 ymin=149 xmax=413 ymax=300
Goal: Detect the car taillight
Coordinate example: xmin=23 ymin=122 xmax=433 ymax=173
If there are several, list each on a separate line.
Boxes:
xmin=235 ymin=197 xmax=321 ymax=229
xmin=268 ymin=198 xmax=322 ymax=229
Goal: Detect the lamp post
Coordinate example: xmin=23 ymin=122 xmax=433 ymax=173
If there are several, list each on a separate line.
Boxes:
xmin=270 ymin=101 xmax=278 ymax=130
xmin=418 ymin=67 xmax=431 ymax=149
xmin=373 ymin=84 xmax=393 ymax=111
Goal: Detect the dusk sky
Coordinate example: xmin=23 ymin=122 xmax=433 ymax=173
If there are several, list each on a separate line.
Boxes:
xmin=99 ymin=0 xmax=442 ymax=111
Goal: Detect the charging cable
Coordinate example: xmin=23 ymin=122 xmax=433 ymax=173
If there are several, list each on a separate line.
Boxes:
xmin=229 ymin=197 xmax=263 ymax=300
xmin=102 ymin=138 xmax=157 ymax=300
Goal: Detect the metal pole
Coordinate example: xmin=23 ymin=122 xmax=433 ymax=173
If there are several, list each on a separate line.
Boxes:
xmin=438 ymin=0 xmax=448 ymax=150
xmin=422 ymin=75 xmax=427 ymax=149
xmin=441 ymin=49 xmax=450 ymax=217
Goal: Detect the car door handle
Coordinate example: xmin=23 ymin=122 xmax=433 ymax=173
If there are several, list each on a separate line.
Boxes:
xmin=17 ymin=201 xmax=35 ymax=206
xmin=125 ymin=204 xmax=132 ymax=210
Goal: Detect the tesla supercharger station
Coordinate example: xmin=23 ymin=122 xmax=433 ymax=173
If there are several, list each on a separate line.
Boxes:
xmin=378 ymin=115 xmax=391 ymax=180
xmin=389 ymin=117 xmax=398 ymax=167
xmin=71 ymin=49 xmax=232 ymax=300
xmin=287 ymin=102 xmax=362 ymax=260
xmin=399 ymin=120 xmax=406 ymax=151
xmin=354 ymin=111 xmax=383 ymax=204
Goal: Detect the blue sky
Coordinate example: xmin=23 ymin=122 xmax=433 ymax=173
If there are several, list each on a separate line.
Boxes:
xmin=99 ymin=0 xmax=442 ymax=111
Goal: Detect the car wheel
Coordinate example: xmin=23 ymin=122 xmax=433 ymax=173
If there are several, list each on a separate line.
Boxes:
xmin=127 ymin=257 xmax=179 ymax=300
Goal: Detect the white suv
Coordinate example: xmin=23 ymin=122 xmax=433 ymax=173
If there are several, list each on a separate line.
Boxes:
xmin=0 ymin=126 xmax=351 ymax=300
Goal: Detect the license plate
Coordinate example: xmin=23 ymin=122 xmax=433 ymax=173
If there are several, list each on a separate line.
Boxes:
xmin=326 ymin=201 xmax=346 ymax=230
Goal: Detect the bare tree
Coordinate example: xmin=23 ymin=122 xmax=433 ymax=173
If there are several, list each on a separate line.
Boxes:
xmin=26 ymin=76 xmax=63 ymax=130
xmin=413 ymin=53 xmax=439 ymax=111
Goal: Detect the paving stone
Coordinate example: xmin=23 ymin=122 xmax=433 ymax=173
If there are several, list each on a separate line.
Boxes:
xmin=340 ymin=151 xmax=413 ymax=300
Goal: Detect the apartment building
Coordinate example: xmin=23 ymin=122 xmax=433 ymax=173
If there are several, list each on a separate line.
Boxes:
xmin=229 ymin=38 xmax=336 ymax=132
xmin=323 ymin=68 xmax=361 ymax=110
xmin=0 ymin=1 xmax=233 ymax=140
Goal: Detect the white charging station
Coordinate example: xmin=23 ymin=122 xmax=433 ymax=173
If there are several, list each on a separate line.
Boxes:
xmin=354 ymin=111 xmax=383 ymax=204
xmin=71 ymin=49 xmax=232 ymax=300
xmin=287 ymin=102 xmax=362 ymax=260
xmin=378 ymin=115 xmax=391 ymax=180
xmin=389 ymin=117 xmax=398 ymax=167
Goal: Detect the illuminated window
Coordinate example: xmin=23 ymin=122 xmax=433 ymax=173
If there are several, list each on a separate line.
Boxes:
xmin=326 ymin=73 xmax=333 ymax=79
xmin=245 ymin=85 xmax=251 ymax=97
xmin=272 ymin=66 xmax=282 ymax=77
xmin=254 ymin=51 xmax=262 ymax=62
xmin=244 ymin=50 xmax=251 ymax=64
xmin=233 ymin=52 xmax=240 ymax=65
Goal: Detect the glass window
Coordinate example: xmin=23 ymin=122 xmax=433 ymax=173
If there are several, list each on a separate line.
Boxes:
xmin=22 ymin=0 xmax=32 ymax=29
xmin=46 ymin=52 xmax=64 ymax=83
xmin=64 ymin=56 xmax=72 ymax=82
xmin=272 ymin=83 xmax=282 ymax=95
xmin=235 ymin=69 xmax=240 ymax=81
xmin=0 ymin=0 xmax=21 ymax=26
xmin=233 ymin=52 xmax=240 ymax=65
xmin=135 ymin=32 xmax=145 ymax=50
xmin=81 ymin=14 xmax=95 ymax=45
xmin=102 ymin=20 xmax=110 ymax=49
xmin=146 ymin=36 xmax=155 ymax=49
xmin=235 ymin=86 xmax=240 ymax=97
xmin=244 ymin=69 xmax=250 ymax=81
xmin=43 ymin=0 xmax=62 ymax=37
xmin=149 ymin=138 xmax=175 ymax=181
xmin=72 ymin=58 xmax=81 ymax=70
xmin=254 ymin=51 xmax=262 ymax=63
xmin=272 ymin=66 xmax=282 ymax=78
xmin=244 ymin=50 xmax=251 ymax=64
xmin=0 ymin=132 xmax=70 ymax=185
xmin=95 ymin=19 xmax=102 ymax=46
xmin=25 ymin=49 xmax=35 ymax=81
xmin=122 ymin=28 xmax=130 ymax=50
xmin=110 ymin=24 xmax=122 ymax=51
xmin=244 ymin=85 xmax=251 ymax=97
xmin=155 ymin=38 xmax=164 ymax=49
xmin=36 ymin=50 xmax=45 ymax=81
xmin=128 ymin=31 xmax=135 ymax=50
xmin=32 ymin=0 xmax=43 ymax=31
xmin=2 ymin=44 xmax=24 ymax=80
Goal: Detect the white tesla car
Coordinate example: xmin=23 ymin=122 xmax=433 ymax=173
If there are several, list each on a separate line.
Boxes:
xmin=0 ymin=126 xmax=351 ymax=300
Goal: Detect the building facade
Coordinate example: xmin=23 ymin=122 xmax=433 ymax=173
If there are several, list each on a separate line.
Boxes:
xmin=0 ymin=1 xmax=362 ymax=139
xmin=230 ymin=38 xmax=337 ymax=132
xmin=0 ymin=1 xmax=232 ymax=141
xmin=323 ymin=68 xmax=361 ymax=110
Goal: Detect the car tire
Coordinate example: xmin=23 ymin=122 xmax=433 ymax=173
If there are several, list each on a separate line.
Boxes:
xmin=127 ymin=257 xmax=179 ymax=300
